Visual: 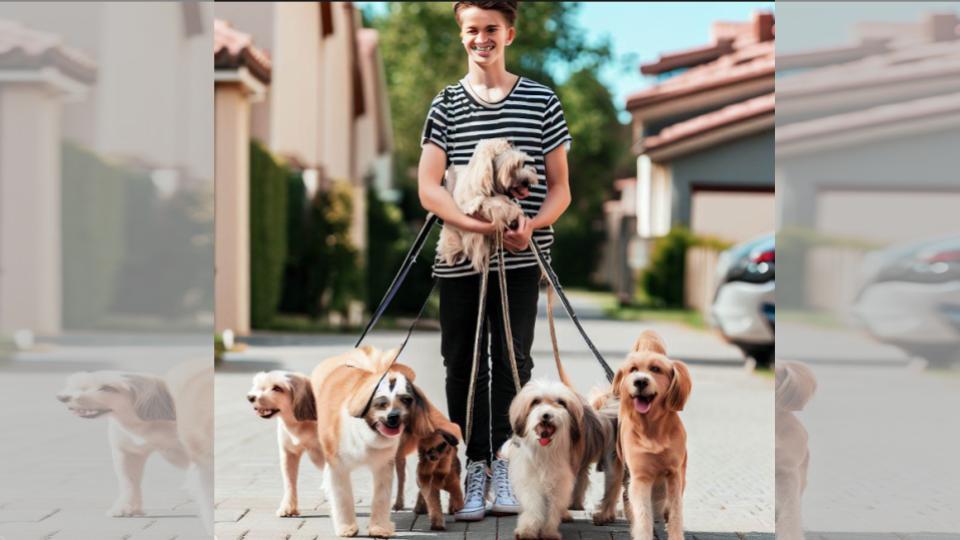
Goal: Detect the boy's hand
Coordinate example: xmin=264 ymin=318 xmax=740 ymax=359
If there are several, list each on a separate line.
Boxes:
xmin=503 ymin=215 xmax=534 ymax=253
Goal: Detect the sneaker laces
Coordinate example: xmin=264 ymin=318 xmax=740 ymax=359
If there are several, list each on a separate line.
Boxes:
xmin=492 ymin=459 xmax=516 ymax=500
xmin=464 ymin=461 xmax=488 ymax=502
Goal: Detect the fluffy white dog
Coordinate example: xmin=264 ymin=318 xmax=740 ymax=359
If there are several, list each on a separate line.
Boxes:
xmin=503 ymin=379 xmax=593 ymax=540
xmin=437 ymin=137 xmax=539 ymax=272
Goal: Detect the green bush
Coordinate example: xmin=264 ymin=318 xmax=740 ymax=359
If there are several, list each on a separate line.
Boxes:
xmin=641 ymin=227 xmax=732 ymax=308
xmin=61 ymin=141 xmax=134 ymax=329
xmin=249 ymin=141 xmax=289 ymax=328
xmin=279 ymin=180 xmax=361 ymax=319
xmin=552 ymin=209 xmax=605 ymax=289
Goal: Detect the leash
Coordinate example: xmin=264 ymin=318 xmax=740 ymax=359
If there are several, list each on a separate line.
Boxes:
xmin=532 ymin=242 xmax=615 ymax=383
xmin=355 ymin=213 xmax=438 ymax=348
xmin=464 ymin=231 xmax=524 ymax=445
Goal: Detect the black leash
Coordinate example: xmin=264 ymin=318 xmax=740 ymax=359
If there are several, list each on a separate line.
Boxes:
xmin=532 ymin=242 xmax=615 ymax=382
xmin=355 ymin=213 xmax=438 ymax=348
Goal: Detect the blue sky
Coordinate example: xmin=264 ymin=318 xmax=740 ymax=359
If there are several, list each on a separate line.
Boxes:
xmin=358 ymin=2 xmax=773 ymax=122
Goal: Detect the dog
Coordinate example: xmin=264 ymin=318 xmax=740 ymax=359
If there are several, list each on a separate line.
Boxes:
xmin=504 ymin=378 xmax=608 ymax=540
xmin=393 ymin=399 xmax=464 ymax=530
xmin=612 ymin=330 xmax=692 ymax=540
xmin=775 ymin=361 xmax=816 ymax=540
xmin=437 ymin=137 xmax=539 ymax=272
xmin=56 ymin=370 xmax=188 ymax=518
xmin=312 ymin=346 xmax=434 ymax=537
xmin=247 ymin=370 xmax=322 ymax=517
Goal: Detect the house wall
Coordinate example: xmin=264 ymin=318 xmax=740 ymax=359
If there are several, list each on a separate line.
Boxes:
xmin=669 ymin=130 xmax=774 ymax=227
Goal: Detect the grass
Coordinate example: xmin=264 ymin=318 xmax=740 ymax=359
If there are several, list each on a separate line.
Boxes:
xmin=257 ymin=312 xmax=440 ymax=334
xmin=569 ymin=288 xmax=708 ymax=330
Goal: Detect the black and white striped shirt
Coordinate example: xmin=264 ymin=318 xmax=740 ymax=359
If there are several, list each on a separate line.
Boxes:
xmin=421 ymin=76 xmax=572 ymax=278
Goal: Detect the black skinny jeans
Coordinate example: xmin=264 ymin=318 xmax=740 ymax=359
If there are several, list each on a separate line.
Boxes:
xmin=439 ymin=265 xmax=539 ymax=464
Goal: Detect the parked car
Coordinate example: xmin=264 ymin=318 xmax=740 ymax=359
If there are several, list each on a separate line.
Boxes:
xmin=851 ymin=235 xmax=960 ymax=367
xmin=711 ymin=233 xmax=775 ymax=367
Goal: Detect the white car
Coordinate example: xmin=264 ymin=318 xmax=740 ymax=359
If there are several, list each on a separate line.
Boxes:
xmin=711 ymin=234 xmax=775 ymax=367
xmin=851 ymin=235 xmax=960 ymax=367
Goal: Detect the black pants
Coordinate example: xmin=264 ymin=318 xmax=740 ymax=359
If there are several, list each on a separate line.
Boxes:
xmin=439 ymin=265 xmax=539 ymax=464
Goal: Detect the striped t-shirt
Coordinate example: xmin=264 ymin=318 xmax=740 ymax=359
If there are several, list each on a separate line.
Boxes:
xmin=421 ymin=76 xmax=572 ymax=278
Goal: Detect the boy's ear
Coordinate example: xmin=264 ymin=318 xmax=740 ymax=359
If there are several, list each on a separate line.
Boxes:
xmin=506 ymin=26 xmax=515 ymax=46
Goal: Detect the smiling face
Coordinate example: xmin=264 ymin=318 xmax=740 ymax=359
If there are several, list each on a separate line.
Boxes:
xmin=57 ymin=372 xmax=127 ymax=419
xmin=247 ymin=371 xmax=316 ymax=421
xmin=509 ymin=380 xmax=582 ymax=449
xmin=365 ymin=372 xmax=419 ymax=439
xmin=458 ymin=6 xmax=515 ymax=68
xmin=614 ymin=352 xmax=692 ymax=416
xmin=494 ymin=148 xmax=538 ymax=200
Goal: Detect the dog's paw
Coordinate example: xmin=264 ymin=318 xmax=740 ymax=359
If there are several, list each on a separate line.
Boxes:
xmin=276 ymin=505 xmax=300 ymax=517
xmin=429 ymin=515 xmax=446 ymax=531
xmin=561 ymin=510 xmax=574 ymax=523
xmin=367 ymin=522 xmax=396 ymax=538
xmin=413 ymin=499 xmax=426 ymax=515
xmin=335 ymin=523 xmax=359 ymax=537
xmin=592 ymin=509 xmax=616 ymax=525
xmin=107 ymin=502 xmax=144 ymax=518
xmin=392 ymin=501 xmax=404 ymax=512
xmin=514 ymin=527 xmax=539 ymax=540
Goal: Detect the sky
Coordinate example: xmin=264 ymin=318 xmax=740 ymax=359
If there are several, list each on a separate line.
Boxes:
xmin=357 ymin=2 xmax=774 ymax=122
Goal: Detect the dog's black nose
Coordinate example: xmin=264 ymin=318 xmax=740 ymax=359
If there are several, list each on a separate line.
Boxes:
xmin=508 ymin=219 xmax=519 ymax=230
xmin=56 ymin=394 xmax=69 ymax=403
xmin=520 ymin=180 xmax=530 ymax=189
xmin=541 ymin=412 xmax=552 ymax=421
xmin=246 ymin=395 xmax=255 ymax=403
xmin=385 ymin=410 xmax=401 ymax=428
xmin=634 ymin=378 xmax=648 ymax=389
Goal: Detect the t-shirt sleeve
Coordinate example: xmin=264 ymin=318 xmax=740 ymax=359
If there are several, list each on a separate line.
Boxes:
xmin=420 ymin=91 xmax=449 ymax=151
xmin=542 ymin=93 xmax=573 ymax=154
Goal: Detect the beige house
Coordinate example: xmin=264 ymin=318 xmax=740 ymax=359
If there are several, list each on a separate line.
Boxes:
xmin=213 ymin=2 xmax=394 ymax=335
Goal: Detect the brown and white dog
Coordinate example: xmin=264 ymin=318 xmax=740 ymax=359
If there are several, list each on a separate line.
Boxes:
xmin=503 ymin=379 xmax=611 ymax=540
xmin=437 ymin=137 xmax=539 ymax=272
xmin=611 ymin=330 xmax=692 ymax=540
xmin=246 ymin=370 xmax=322 ymax=517
xmin=775 ymin=361 xmax=816 ymax=540
xmin=393 ymin=399 xmax=464 ymax=530
xmin=312 ymin=346 xmax=434 ymax=538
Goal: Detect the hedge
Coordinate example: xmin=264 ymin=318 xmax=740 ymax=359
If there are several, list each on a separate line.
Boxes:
xmin=641 ymin=227 xmax=731 ymax=308
xmin=249 ymin=141 xmax=289 ymax=328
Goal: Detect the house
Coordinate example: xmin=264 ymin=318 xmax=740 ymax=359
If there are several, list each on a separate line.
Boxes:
xmin=777 ymin=12 xmax=960 ymax=313
xmin=604 ymin=12 xmax=775 ymax=307
xmin=213 ymin=2 xmax=394 ymax=334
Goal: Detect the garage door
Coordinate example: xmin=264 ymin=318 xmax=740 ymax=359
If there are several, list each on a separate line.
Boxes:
xmin=690 ymin=189 xmax=775 ymax=244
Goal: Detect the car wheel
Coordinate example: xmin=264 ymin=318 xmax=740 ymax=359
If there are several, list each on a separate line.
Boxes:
xmin=739 ymin=344 xmax=774 ymax=369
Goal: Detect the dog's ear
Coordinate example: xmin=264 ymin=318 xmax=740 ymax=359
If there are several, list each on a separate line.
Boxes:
xmin=440 ymin=429 xmax=459 ymax=448
xmin=469 ymin=138 xmax=508 ymax=197
xmin=633 ymin=330 xmax=666 ymax=355
xmin=407 ymin=381 xmax=436 ymax=439
xmin=124 ymin=374 xmax=176 ymax=421
xmin=287 ymin=373 xmax=317 ymax=422
xmin=508 ymin=387 xmax=531 ymax=437
xmin=776 ymin=361 xmax=816 ymax=412
xmin=612 ymin=365 xmax=627 ymax=399
xmin=665 ymin=360 xmax=692 ymax=412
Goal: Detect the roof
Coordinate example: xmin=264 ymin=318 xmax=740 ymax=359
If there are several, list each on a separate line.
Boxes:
xmin=214 ymin=19 xmax=271 ymax=84
xmin=642 ymin=93 xmax=774 ymax=155
xmin=0 ymin=19 xmax=97 ymax=84
xmin=628 ymin=12 xmax=774 ymax=111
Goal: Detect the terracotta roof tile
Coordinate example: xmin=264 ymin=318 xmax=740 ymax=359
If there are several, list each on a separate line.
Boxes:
xmin=0 ymin=19 xmax=96 ymax=83
xmin=214 ymin=19 xmax=271 ymax=84
xmin=643 ymin=92 xmax=774 ymax=151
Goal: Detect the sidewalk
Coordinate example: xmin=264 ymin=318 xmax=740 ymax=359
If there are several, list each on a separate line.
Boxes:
xmin=215 ymin=294 xmax=775 ymax=539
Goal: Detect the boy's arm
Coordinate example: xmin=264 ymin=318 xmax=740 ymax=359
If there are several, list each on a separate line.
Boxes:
xmin=418 ymin=143 xmax=496 ymax=235
xmin=503 ymin=145 xmax=571 ymax=252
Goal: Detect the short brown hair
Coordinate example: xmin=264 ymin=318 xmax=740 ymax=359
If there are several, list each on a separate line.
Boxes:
xmin=453 ymin=1 xmax=518 ymax=27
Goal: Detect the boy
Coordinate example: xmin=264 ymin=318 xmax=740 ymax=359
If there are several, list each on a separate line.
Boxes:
xmin=417 ymin=0 xmax=572 ymax=521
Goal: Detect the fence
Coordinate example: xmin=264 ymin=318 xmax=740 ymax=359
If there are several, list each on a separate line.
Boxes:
xmin=685 ymin=246 xmax=721 ymax=316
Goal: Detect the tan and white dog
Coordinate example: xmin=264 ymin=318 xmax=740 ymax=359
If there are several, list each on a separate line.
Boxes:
xmin=775 ymin=361 xmax=816 ymax=540
xmin=312 ymin=346 xmax=435 ymax=538
xmin=437 ymin=137 xmax=538 ymax=272
xmin=611 ymin=331 xmax=692 ymax=540
xmin=503 ymin=379 xmax=611 ymax=540
xmin=247 ymin=370 xmax=322 ymax=517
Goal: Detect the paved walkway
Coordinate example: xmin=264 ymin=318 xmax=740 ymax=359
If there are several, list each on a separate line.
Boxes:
xmin=215 ymin=295 xmax=775 ymax=540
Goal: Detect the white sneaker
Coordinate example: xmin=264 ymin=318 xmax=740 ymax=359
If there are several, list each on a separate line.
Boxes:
xmin=455 ymin=460 xmax=489 ymax=521
xmin=489 ymin=458 xmax=521 ymax=515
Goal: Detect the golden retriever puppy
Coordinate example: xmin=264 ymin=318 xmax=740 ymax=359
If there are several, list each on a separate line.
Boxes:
xmin=503 ymin=379 xmax=596 ymax=540
xmin=312 ymin=347 xmax=434 ymax=538
xmin=57 ymin=371 xmax=187 ymax=518
xmin=613 ymin=331 xmax=692 ymax=540
xmin=776 ymin=361 xmax=816 ymax=540
xmin=247 ymin=370 xmax=321 ymax=517
xmin=437 ymin=137 xmax=539 ymax=272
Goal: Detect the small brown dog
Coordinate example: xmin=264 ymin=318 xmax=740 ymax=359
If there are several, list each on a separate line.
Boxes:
xmin=393 ymin=397 xmax=464 ymax=530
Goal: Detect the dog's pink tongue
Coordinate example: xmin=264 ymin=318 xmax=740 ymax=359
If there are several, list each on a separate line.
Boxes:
xmin=538 ymin=437 xmax=551 ymax=446
xmin=633 ymin=397 xmax=651 ymax=414
xmin=378 ymin=423 xmax=402 ymax=437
